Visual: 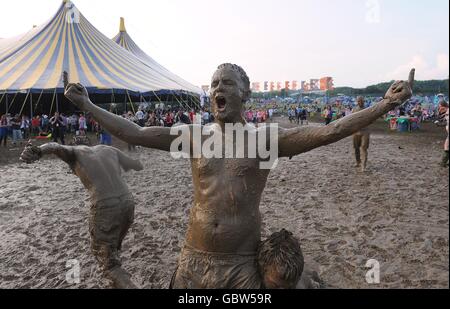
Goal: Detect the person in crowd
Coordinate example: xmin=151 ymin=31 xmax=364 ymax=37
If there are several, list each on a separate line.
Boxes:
xmin=300 ymin=107 xmax=308 ymax=126
xmin=176 ymin=110 xmax=192 ymax=125
xmin=20 ymin=115 xmax=30 ymax=140
xmin=268 ymin=108 xmax=274 ymax=121
xmin=435 ymin=101 xmax=449 ymax=167
xmin=11 ymin=114 xmax=22 ymax=146
xmin=288 ymin=108 xmax=295 ymax=123
xmin=41 ymin=114 xmax=49 ymax=133
xmin=135 ymin=109 xmax=145 ymax=127
xmin=146 ymin=111 xmax=158 ymax=127
xmin=189 ymin=110 xmax=196 ymax=124
xmin=70 ymin=113 xmax=79 ymax=134
xmin=324 ymin=106 xmax=333 ymax=125
xmin=50 ymin=112 xmax=65 ymax=145
xmin=31 ymin=116 xmax=41 ymax=136
xmin=0 ymin=114 xmax=9 ymax=147
xmin=99 ymin=124 xmax=113 ymax=146
xmin=78 ymin=113 xmax=87 ymax=136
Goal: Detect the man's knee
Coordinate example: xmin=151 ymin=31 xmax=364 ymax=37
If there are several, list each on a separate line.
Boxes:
xmin=361 ymin=134 xmax=370 ymax=149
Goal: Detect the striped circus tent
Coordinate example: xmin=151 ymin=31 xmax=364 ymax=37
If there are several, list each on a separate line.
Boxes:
xmin=0 ymin=25 xmax=46 ymax=65
xmin=112 ymin=18 xmax=201 ymax=95
xmin=0 ymin=0 xmax=201 ymax=98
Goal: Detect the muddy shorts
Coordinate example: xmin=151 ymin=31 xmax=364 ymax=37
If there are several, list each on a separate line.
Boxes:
xmin=170 ymin=246 xmax=263 ymax=289
xmin=89 ymin=194 xmax=135 ymax=271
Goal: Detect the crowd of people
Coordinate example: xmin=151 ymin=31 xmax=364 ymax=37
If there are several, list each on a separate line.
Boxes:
xmin=0 ymin=107 xmax=216 ymax=148
xmin=286 ymin=106 xmax=310 ymax=125
xmin=1 ymin=96 xmax=448 ymax=169
xmin=0 ymin=112 xmax=95 ymax=147
xmin=248 ymin=94 xmax=449 ymax=123
xmin=123 ymin=107 xmax=215 ymax=128
xmin=244 ymin=109 xmax=272 ymax=124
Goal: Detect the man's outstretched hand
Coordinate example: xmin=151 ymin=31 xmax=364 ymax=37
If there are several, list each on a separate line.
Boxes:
xmin=385 ymin=69 xmax=415 ymax=105
xmin=20 ymin=140 xmax=42 ymax=164
xmin=64 ymin=83 xmax=90 ymax=110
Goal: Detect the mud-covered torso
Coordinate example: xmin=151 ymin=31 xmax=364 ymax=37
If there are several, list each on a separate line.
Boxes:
xmin=72 ymin=146 xmax=130 ymax=203
xmin=186 ymin=124 xmax=271 ymax=253
xmin=353 ymin=106 xmax=371 ymax=135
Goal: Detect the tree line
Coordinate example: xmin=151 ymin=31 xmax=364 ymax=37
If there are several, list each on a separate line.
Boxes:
xmin=329 ymin=79 xmax=449 ymax=96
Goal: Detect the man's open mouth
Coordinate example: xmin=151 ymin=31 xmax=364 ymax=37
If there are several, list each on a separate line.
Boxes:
xmin=215 ymin=95 xmax=227 ymax=112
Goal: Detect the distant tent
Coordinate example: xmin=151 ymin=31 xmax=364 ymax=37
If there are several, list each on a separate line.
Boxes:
xmin=0 ymin=0 xmax=201 ymax=115
xmin=112 ymin=17 xmax=200 ymax=95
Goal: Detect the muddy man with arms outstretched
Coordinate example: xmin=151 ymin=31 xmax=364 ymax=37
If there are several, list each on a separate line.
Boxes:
xmin=65 ymin=64 xmax=415 ymax=289
xmin=21 ymin=142 xmax=143 ymax=289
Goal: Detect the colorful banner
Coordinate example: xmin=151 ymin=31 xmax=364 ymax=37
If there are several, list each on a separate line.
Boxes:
xmin=291 ymin=81 xmax=298 ymax=91
xmin=310 ymin=79 xmax=320 ymax=91
xmin=251 ymin=82 xmax=261 ymax=92
xmin=320 ymin=77 xmax=334 ymax=91
xmin=221 ymin=77 xmax=334 ymax=93
xmin=285 ymin=81 xmax=290 ymax=90
xmin=301 ymin=81 xmax=310 ymax=91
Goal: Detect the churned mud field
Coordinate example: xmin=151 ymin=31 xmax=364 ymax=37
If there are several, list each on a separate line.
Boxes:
xmin=0 ymin=119 xmax=448 ymax=289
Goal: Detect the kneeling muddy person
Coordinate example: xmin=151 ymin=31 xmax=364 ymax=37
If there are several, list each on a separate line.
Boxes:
xmin=257 ymin=229 xmax=323 ymax=289
xmin=257 ymin=229 xmax=304 ymax=289
xmin=20 ymin=142 xmax=143 ymax=289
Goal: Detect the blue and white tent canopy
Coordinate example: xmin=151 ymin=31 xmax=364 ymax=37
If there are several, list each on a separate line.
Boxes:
xmin=112 ymin=18 xmax=201 ymax=95
xmin=0 ymin=0 xmax=201 ymax=95
xmin=0 ymin=24 xmax=48 ymax=65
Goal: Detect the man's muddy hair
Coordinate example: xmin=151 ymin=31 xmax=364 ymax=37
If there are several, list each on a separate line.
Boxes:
xmin=257 ymin=229 xmax=304 ymax=287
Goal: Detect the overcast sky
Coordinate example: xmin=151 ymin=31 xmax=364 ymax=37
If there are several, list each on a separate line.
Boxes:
xmin=0 ymin=0 xmax=448 ymax=88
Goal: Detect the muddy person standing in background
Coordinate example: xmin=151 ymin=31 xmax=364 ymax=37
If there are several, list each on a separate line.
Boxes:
xmin=352 ymin=96 xmax=371 ymax=172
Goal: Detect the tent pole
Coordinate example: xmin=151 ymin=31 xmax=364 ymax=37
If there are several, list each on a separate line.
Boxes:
xmin=124 ymin=93 xmax=127 ymax=113
xmin=34 ymin=90 xmax=44 ymax=114
xmin=0 ymin=91 xmax=5 ymax=111
xmin=175 ymin=93 xmax=189 ymax=110
xmin=56 ymin=90 xmax=59 ymax=113
xmin=19 ymin=90 xmax=30 ymax=116
xmin=126 ymin=90 xmax=136 ymax=114
xmin=8 ymin=92 xmax=19 ymax=114
xmin=5 ymin=92 xmax=8 ymax=114
xmin=30 ymin=93 xmax=33 ymax=118
xmin=50 ymin=88 xmax=57 ymax=116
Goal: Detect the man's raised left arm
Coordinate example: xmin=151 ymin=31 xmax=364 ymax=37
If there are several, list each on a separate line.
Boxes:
xmin=278 ymin=69 xmax=415 ymax=158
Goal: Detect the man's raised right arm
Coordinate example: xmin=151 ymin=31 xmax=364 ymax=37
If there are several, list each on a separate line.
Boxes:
xmin=64 ymin=83 xmax=178 ymax=152
xmin=20 ymin=142 xmax=76 ymax=165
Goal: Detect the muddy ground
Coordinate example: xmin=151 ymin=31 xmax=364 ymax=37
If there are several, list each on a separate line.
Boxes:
xmin=0 ymin=118 xmax=448 ymax=289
